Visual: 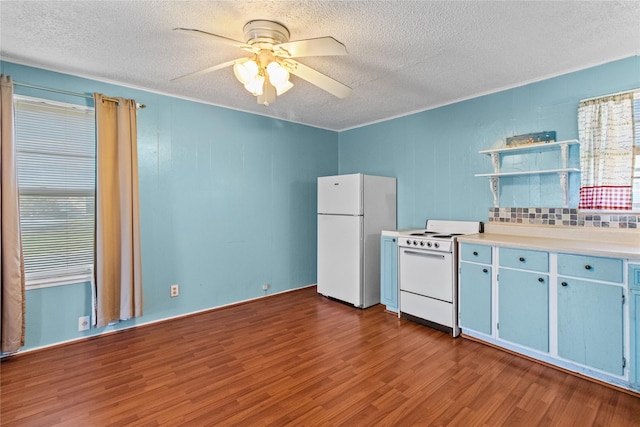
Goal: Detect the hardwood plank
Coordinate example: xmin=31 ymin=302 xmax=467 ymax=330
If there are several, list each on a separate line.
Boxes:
xmin=2 ymin=286 xmax=638 ymax=426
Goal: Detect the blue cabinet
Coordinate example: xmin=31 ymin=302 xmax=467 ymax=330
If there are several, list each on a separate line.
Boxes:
xmin=557 ymin=277 xmax=624 ymax=375
xmin=459 ymin=243 xmax=492 ymax=335
xmin=557 ymin=253 xmax=625 ymax=376
xmin=459 ymin=262 xmax=492 ymax=335
xmin=499 ymin=247 xmax=549 ymax=272
xmin=497 ymin=247 xmax=549 ymax=352
xmin=630 ymin=264 xmax=640 ymax=389
xmin=558 ymin=253 xmax=623 ymax=283
xmin=498 ymin=268 xmax=549 ymax=352
xmin=457 ymin=239 xmax=634 ymax=391
xmin=380 ymin=235 xmax=398 ymax=313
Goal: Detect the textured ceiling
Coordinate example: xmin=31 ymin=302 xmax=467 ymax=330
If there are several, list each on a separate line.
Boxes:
xmin=1 ymin=1 xmax=639 ymax=131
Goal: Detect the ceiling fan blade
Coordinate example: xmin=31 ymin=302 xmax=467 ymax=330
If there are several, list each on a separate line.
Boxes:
xmin=171 ymin=59 xmax=240 ymax=82
xmin=283 ymin=59 xmax=352 ymax=99
xmin=173 ymin=28 xmax=257 ymax=53
xmin=274 ymin=37 xmax=347 ymax=58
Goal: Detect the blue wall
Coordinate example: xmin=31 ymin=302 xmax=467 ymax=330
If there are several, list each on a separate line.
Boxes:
xmin=339 ymin=56 xmax=640 ymax=228
xmin=1 ymin=61 xmax=338 ymax=351
xmin=3 ymin=55 xmax=639 ymax=352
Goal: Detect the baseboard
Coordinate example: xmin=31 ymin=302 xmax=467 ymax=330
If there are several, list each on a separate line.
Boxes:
xmin=1 ymin=284 xmax=317 ymax=359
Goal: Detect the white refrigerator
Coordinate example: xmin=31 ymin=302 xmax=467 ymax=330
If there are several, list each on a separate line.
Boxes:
xmin=317 ymin=173 xmax=397 ymax=308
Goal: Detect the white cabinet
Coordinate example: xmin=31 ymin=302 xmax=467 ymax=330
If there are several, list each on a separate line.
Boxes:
xmin=476 ymin=140 xmax=580 ymax=207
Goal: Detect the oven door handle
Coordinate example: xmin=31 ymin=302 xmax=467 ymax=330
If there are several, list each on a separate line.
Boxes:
xmin=402 ymin=250 xmax=446 ymax=260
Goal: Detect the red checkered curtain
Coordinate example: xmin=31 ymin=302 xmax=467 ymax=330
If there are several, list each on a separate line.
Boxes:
xmin=578 ymin=93 xmax=635 ymax=210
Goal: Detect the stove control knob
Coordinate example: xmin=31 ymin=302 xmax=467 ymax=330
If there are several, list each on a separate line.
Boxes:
xmin=406 ymin=240 xmax=411 ymax=245
xmin=426 ymin=241 xmax=432 ymax=248
xmin=434 ymin=242 xmax=440 ymax=248
xmin=413 ymin=240 xmax=418 ymax=246
xmin=419 ymin=241 xmax=425 ymax=246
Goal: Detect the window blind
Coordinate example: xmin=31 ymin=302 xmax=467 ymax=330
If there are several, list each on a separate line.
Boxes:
xmin=14 ymin=96 xmax=96 ymax=287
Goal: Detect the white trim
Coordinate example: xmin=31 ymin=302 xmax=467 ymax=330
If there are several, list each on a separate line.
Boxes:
xmin=5 ymin=54 xmax=638 ymax=133
xmin=26 ymin=270 xmax=93 ymax=289
xmin=13 ymin=94 xmax=94 ymax=112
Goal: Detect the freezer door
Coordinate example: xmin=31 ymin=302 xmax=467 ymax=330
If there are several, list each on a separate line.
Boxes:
xmin=317 ymin=214 xmax=363 ymax=306
xmin=317 ymin=174 xmax=363 ymax=215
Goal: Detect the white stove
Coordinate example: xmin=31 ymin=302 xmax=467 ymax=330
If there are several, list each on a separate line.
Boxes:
xmin=398 ymin=219 xmax=483 ymax=336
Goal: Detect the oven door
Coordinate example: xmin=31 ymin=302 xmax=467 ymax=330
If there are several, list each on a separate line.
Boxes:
xmin=399 ymin=248 xmax=453 ymax=302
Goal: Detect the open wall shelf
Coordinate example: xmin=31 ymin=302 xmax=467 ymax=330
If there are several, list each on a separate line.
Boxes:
xmin=476 ymin=139 xmax=580 ymax=208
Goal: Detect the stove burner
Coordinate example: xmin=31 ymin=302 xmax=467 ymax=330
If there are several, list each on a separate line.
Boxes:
xmin=431 ymin=233 xmax=464 ymax=239
xmin=409 ymin=231 xmax=438 ymax=236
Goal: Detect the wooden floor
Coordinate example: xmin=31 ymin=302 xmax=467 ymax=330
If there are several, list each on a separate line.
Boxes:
xmin=2 ymin=286 xmax=639 ymax=426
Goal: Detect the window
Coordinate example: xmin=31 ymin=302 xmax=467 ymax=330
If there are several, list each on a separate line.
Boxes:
xmin=14 ymin=96 xmax=96 ymax=288
xmin=579 ymin=89 xmax=640 ymax=212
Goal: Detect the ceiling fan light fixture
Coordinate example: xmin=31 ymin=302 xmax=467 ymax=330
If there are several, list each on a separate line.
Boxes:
xmin=172 ymin=20 xmax=352 ymax=105
xmin=266 ymin=62 xmax=288 ymax=84
xmin=274 ymin=80 xmax=293 ymax=96
xmin=243 ymin=73 xmax=265 ymax=96
xmin=266 ymin=61 xmax=293 ymax=96
xmin=233 ymin=59 xmax=259 ymax=85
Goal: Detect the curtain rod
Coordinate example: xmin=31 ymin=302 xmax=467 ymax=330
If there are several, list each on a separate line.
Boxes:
xmin=580 ymin=88 xmax=638 ymax=103
xmin=13 ymin=81 xmax=146 ymax=109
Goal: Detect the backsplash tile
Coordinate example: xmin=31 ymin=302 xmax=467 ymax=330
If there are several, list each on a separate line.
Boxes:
xmin=489 ymin=208 xmax=639 ymax=229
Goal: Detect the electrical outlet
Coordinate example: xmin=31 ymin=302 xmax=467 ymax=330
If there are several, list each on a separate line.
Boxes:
xmin=262 ymin=283 xmax=270 ymax=291
xmin=170 ymin=284 xmax=180 ymax=297
xmin=78 ymin=316 xmax=90 ymax=332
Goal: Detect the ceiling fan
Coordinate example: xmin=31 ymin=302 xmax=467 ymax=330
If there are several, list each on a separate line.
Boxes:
xmin=172 ymin=20 xmax=352 ymax=106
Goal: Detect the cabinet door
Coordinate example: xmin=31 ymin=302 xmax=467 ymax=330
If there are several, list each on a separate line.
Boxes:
xmin=498 ymin=268 xmax=549 ymax=352
xmin=380 ymin=236 xmax=398 ymax=312
xmin=459 ymin=262 xmax=492 ymax=335
xmin=558 ymin=278 xmax=624 ymax=375
xmin=631 ymin=264 xmax=640 ymax=388
xmin=631 ymin=290 xmax=640 ymax=388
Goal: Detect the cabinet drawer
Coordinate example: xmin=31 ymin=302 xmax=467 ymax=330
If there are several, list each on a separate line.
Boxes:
xmin=499 ymin=247 xmax=549 ymax=272
xmin=460 ymin=243 xmax=492 ymax=264
xmin=557 ymin=253 xmax=623 ymax=283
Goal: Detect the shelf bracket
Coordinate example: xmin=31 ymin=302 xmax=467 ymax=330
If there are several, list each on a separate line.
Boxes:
xmin=558 ymin=171 xmax=568 ymax=208
xmin=490 ymin=153 xmax=500 ymax=173
xmin=490 ymin=176 xmax=499 ymax=207
xmin=560 ymin=143 xmax=569 ymax=169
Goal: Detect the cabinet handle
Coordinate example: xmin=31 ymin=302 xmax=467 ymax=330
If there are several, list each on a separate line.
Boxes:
xmin=392 ymin=238 xmax=396 ymax=242
xmin=584 ymin=265 xmax=592 ymax=270
xmin=561 ymin=281 xmax=568 ymax=287
xmin=519 ymin=257 xmax=525 ymax=262
xmin=538 ymin=277 xmax=544 ymax=283
xmin=473 ymin=251 xmax=478 ymax=256
xmin=482 ymin=268 xmax=488 ymax=273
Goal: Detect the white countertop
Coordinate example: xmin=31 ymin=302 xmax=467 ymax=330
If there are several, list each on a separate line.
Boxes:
xmin=457 ymin=223 xmax=640 ymax=260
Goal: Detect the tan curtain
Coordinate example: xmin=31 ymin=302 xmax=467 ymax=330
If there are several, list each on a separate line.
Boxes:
xmin=578 ymin=93 xmax=635 ymax=210
xmin=1 ymin=75 xmax=25 ymax=353
xmin=93 ymin=93 xmax=142 ymax=328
